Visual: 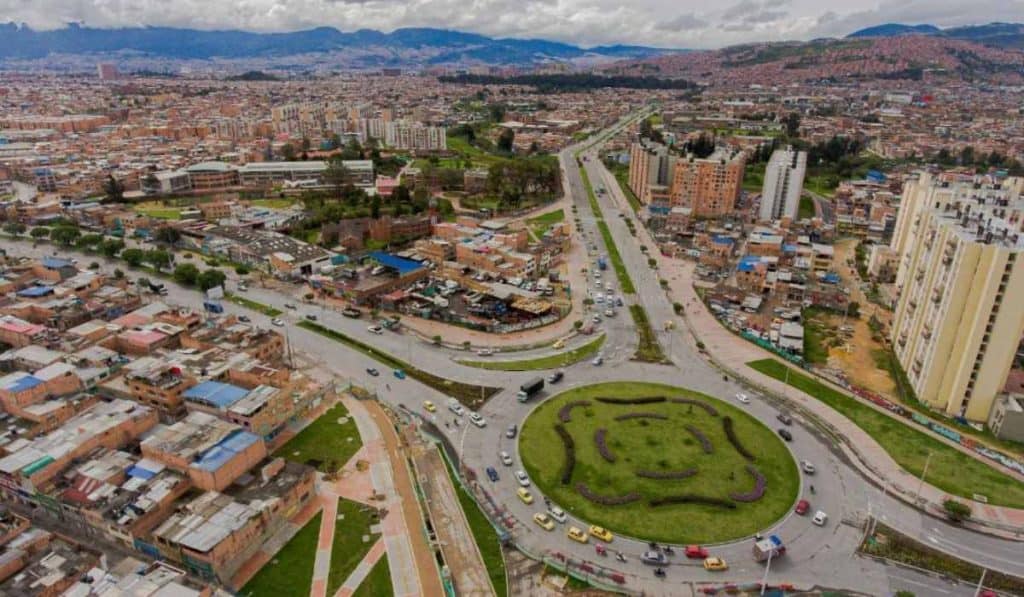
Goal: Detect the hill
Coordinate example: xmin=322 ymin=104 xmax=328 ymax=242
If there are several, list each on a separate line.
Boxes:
xmin=848 ymin=24 xmax=940 ymax=38
xmin=0 ymin=23 xmax=682 ymax=67
xmin=605 ymin=35 xmax=1024 ymax=86
xmin=848 ymin=21 xmax=1024 ymax=50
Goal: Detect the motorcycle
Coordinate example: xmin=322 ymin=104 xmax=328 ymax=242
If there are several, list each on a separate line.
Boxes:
xmin=615 ymin=552 xmax=626 ymax=563
xmin=654 ymin=568 xmax=666 ymax=578
xmin=595 ymin=544 xmax=607 ymax=557
xmin=663 ymin=546 xmax=674 ymax=556
xmin=810 ymin=485 xmax=816 ymax=494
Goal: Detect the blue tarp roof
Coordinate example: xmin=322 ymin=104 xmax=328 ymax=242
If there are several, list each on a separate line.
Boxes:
xmin=369 ymin=251 xmax=424 ymax=275
xmin=183 ymin=380 xmax=249 ymax=409
xmin=17 ymin=286 xmax=54 ymax=297
xmin=783 ymin=244 xmax=799 ymax=253
xmin=712 ymin=235 xmax=735 ymax=245
xmin=126 ymin=465 xmax=157 ymax=480
xmin=2 ymin=373 xmax=43 ymax=393
xmin=737 ymin=255 xmax=762 ymax=272
xmin=192 ymin=430 xmax=261 ymax=472
xmin=41 ymin=257 xmax=73 ymax=269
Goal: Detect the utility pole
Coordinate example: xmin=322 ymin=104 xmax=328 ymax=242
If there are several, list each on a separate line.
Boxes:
xmin=759 ymin=547 xmax=773 ymax=596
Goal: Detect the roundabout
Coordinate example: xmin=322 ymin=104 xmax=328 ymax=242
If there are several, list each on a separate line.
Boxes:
xmin=519 ymin=381 xmax=800 ymax=544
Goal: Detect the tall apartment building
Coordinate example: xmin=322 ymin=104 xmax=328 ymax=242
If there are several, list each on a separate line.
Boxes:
xmin=759 ymin=147 xmax=807 ymax=222
xmin=384 ymin=121 xmax=447 ymax=151
xmin=271 ymin=103 xmax=328 ymax=137
xmin=96 ymin=62 xmax=118 ymax=80
xmin=628 ymin=141 xmax=672 ymax=205
xmin=890 ymin=172 xmax=1024 ymax=422
xmin=668 ymin=149 xmax=745 ymax=217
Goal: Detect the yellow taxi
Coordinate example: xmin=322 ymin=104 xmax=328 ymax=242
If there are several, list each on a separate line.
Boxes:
xmin=516 ymin=488 xmax=534 ymax=505
xmin=533 ymin=513 xmax=555 ymax=531
xmin=423 ymin=401 xmax=436 ymax=412
xmin=553 ymin=339 xmax=566 ymax=350
xmin=567 ymin=526 xmax=589 ymax=544
xmin=703 ymin=557 xmax=728 ymax=571
xmin=588 ymin=525 xmax=613 ymax=542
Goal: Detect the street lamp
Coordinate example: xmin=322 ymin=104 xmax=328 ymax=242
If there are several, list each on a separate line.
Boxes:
xmin=759 ymin=546 xmax=774 ymax=596
xmin=916 ymin=451 xmax=933 ymax=503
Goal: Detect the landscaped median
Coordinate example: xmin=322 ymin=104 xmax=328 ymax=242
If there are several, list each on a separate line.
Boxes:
xmin=297 ymin=320 xmax=500 ymax=408
xmin=629 ymin=305 xmax=668 ymax=363
xmin=578 ymin=163 xmax=636 ymax=295
xmin=225 ymin=292 xmax=283 ymax=316
xmin=748 ymin=358 xmax=1024 ymax=508
xmin=457 ymin=334 xmax=605 ymax=371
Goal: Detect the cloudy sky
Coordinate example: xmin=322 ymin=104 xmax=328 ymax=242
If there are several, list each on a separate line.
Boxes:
xmin=1 ymin=0 xmax=1019 ymax=48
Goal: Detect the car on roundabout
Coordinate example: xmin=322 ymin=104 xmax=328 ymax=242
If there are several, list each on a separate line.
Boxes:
xmin=801 ymin=460 xmax=816 ymax=474
xmin=366 ymin=368 xmax=379 ymax=377
xmin=640 ymin=551 xmax=668 ymax=566
xmin=469 ymin=412 xmax=486 ymax=428
xmin=685 ymin=545 xmax=709 ymax=559
xmin=271 ymin=318 xmax=284 ymax=326
xmin=548 ymin=505 xmax=567 ymax=523
xmin=533 ymin=513 xmax=555 ymax=531
xmin=703 ymin=557 xmax=728 ymax=571
xmin=567 ymin=526 xmax=589 ymax=543
xmin=515 ymin=470 xmax=531 ymax=487
xmin=423 ymin=400 xmax=436 ymax=412
xmin=589 ymin=525 xmax=613 ymax=542
xmin=795 ymin=499 xmax=811 ymax=515
xmin=735 ymin=393 xmax=750 ymax=404
xmin=393 ymin=369 xmax=406 ymax=379
xmin=499 ymin=451 xmax=513 ymax=466
xmin=517 ymin=488 xmax=534 ymax=504
xmin=485 ymin=467 xmax=499 ymax=482
xmin=778 ymin=428 xmax=793 ymax=441
xmin=812 ymin=510 xmax=829 ymax=526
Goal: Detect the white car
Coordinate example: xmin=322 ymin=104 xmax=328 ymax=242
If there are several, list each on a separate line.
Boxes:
xmin=515 ymin=470 xmax=531 ymax=487
xmin=448 ymin=402 xmax=465 ymax=417
xmin=500 ymin=451 xmax=513 ymax=466
xmin=469 ymin=412 xmax=487 ymax=428
xmin=548 ymin=505 xmax=567 ymax=523
xmin=271 ymin=318 xmax=285 ymax=326
xmin=367 ymin=325 xmax=384 ymax=335
xmin=735 ymin=393 xmax=750 ymax=404
xmin=476 ymin=348 xmax=493 ymax=357
xmin=801 ymin=460 xmax=816 ymax=474
xmin=592 ymin=356 xmax=604 ymax=366
xmin=812 ymin=510 xmax=828 ymax=526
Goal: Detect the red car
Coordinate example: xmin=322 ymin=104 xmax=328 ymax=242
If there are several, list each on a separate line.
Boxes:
xmin=685 ymin=545 xmax=709 ymax=559
xmin=795 ymin=499 xmax=810 ymax=515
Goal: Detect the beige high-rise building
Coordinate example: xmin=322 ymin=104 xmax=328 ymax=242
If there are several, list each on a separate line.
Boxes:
xmin=890 ymin=172 xmax=1024 ymax=422
xmin=668 ymin=149 xmax=745 ymax=217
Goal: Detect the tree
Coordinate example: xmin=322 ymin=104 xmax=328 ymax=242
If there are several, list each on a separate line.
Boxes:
xmin=3 ymin=222 xmax=25 ymax=236
xmin=280 ymin=143 xmax=297 ymax=161
xmin=50 ymin=225 xmax=81 ymax=246
xmin=103 ymin=174 xmax=125 ymax=202
xmin=234 ymin=264 xmax=250 ymax=275
xmin=487 ymin=103 xmax=506 ymax=123
xmin=783 ymin=112 xmax=801 ymax=138
xmin=154 ymin=226 xmax=182 ymax=246
xmin=497 ymin=128 xmax=515 ymax=153
xmin=340 ymin=139 xmax=363 ymax=161
xmin=197 ymin=269 xmax=227 ymax=292
xmin=301 ymin=137 xmax=311 ymax=152
xmin=144 ymin=249 xmax=172 ymax=271
xmin=122 ymin=248 xmax=145 ymax=266
xmin=370 ymin=194 xmax=382 ymax=219
xmin=100 ymin=239 xmax=125 ymax=258
xmin=173 ymin=263 xmax=200 ymax=286
xmin=88 ymin=261 xmax=100 ymax=270
xmin=76 ymin=233 xmax=104 ymax=250
xmin=113 ymin=268 xmax=124 ymax=279
xmin=30 ymin=227 xmax=49 ymax=239
xmin=324 ymin=159 xmax=349 ymax=198
xmin=392 ymin=185 xmax=411 ymax=205
xmin=942 ymin=499 xmax=971 ymax=523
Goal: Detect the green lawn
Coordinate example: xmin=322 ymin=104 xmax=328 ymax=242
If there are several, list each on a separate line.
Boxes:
xmin=225 ymin=292 xmax=283 ymax=316
xmin=134 ymin=207 xmax=182 ymax=220
xmin=250 ymin=198 xmax=297 ymax=209
xmin=440 ymin=449 xmax=507 ymax=596
xmin=743 ymin=163 xmax=765 ymax=192
xmin=297 ymin=321 xmax=500 ymax=408
xmin=579 ymin=164 xmax=636 ymax=295
xmin=273 ymin=403 xmax=362 ymax=473
xmin=798 ymin=195 xmax=816 ymax=220
xmin=519 ymin=382 xmax=799 ymax=544
xmin=352 ymin=556 xmax=393 ymax=597
xmin=804 ymin=175 xmax=837 ymax=198
xmin=326 ymin=498 xmax=382 ymax=596
xmin=607 ymin=162 xmax=642 ymax=213
xmin=241 ymin=512 xmax=321 ymax=597
xmin=748 ymin=359 xmax=1024 ymax=507
xmin=802 ymin=309 xmax=833 ymax=365
xmin=629 ymin=305 xmax=667 ymax=363
xmin=526 ymin=209 xmax=565 ymax=237
xmin=458 ymin=334 xmax=605 ymax=371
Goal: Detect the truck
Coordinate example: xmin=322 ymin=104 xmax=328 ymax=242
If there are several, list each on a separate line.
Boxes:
xmin=597 ymin=256 xmax=608 ymax=271
xmin=516 ymin=377 xmax=545 ymax=402
xmin=147 ymin=281 xmax=167 ymax=296
xmin=752 ymin=534 xmax=786 ymax=562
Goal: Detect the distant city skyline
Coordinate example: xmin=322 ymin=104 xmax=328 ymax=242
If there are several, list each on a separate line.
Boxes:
xmin=0 ymin=0 xmax=1019 ymax=49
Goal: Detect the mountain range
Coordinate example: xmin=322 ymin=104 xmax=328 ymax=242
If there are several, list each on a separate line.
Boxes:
xmin=848 ymin=22 xmax=1024 ymax=50
xmin=0 ymin=23 xmax=682 ymax=66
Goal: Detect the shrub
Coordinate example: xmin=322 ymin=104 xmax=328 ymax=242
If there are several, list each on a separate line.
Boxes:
xmin=635 ymin=468 xmax=698 ymax=480
xmin=722 ymin=416 xmax=755 ymax=461
xmin=595 ymin=428 xmax=615 ymax=463
xmin=670 ymin=398 xmax=719 ymax=416
xmin=729 ymin=465 xmax=767 ymax=502
xmin=576 ymin=483 xmax=641 ymax=506
xmin=595 ymin=395 xmax=666 ymax=405
xmin=554 ymin=423 xmax=576 ymax=485
xmin=649 ymin=494 xmax=736 ymax=509
xmin=942 ymin=499 xmax=972 ymax=523
xmin=557 ymin=400 xmax=591 ymax=423
xmin=685 ymin=425 xmax=713 ymax=454
xmin=614 ymin=412 xmax=668 ymax=422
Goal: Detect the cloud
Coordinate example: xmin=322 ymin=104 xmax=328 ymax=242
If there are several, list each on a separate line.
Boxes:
xmin=0 ymin=0 xmax=1018 ymax=49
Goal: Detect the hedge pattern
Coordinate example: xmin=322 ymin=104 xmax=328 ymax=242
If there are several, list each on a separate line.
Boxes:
xmin=614 ymin=412 xmax=669 ymax=422
xmin=729 ymin=464 xmax=767 ymax=503
xmin=558 ymin=400 xmax=591 ymax=423
xmin=595 ymin=428 xmax=616 ymax=463
xmin=722 ymin=416 xmax=755 ymax=461
xmin=576 ymin=483 xmax=641 ymax=506
xmin=554 ymin=423 xmax=576 ymax=485
xmin=595 ymin=395 xmax=667 ymax=405
xmin=635 ymin=468 xmax=698 ymax=480
xmin=670 ymin=397 xmax=719 ymax=417
xmin=684 ymin=424 xmax=713 ymax=454
xmin=648 ymin=494 xmax=736 ymax=509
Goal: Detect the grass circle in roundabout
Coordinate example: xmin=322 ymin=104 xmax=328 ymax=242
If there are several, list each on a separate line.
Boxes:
xmin=518 ymin=381 xmax=799 ymax=544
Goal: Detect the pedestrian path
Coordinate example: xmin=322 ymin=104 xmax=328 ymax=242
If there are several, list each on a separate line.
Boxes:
xmin=331 ymin=538 xmax=386 ymax=597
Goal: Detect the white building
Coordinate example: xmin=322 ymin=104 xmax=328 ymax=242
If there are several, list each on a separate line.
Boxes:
xmin=759 ymin=147 xmax=807 ymax=222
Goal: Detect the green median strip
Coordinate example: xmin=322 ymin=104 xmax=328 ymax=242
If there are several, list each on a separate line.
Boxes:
xmin=629 ymin=305 xmax=668 ymax=363
xmin=297 ymin=320 xmax=500 ymax=409
xmin=458 ymin=334 xmax=605 ymax=371
xmin=440 ymin=448 xmax=507 ymax=597
xmin=225 ymin=292 xmax=283 ymax=316
xmin=748 ymin=358 xmax=1024 ymax=508
xmin=579 ymin=161 xmax=636 ymax=295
